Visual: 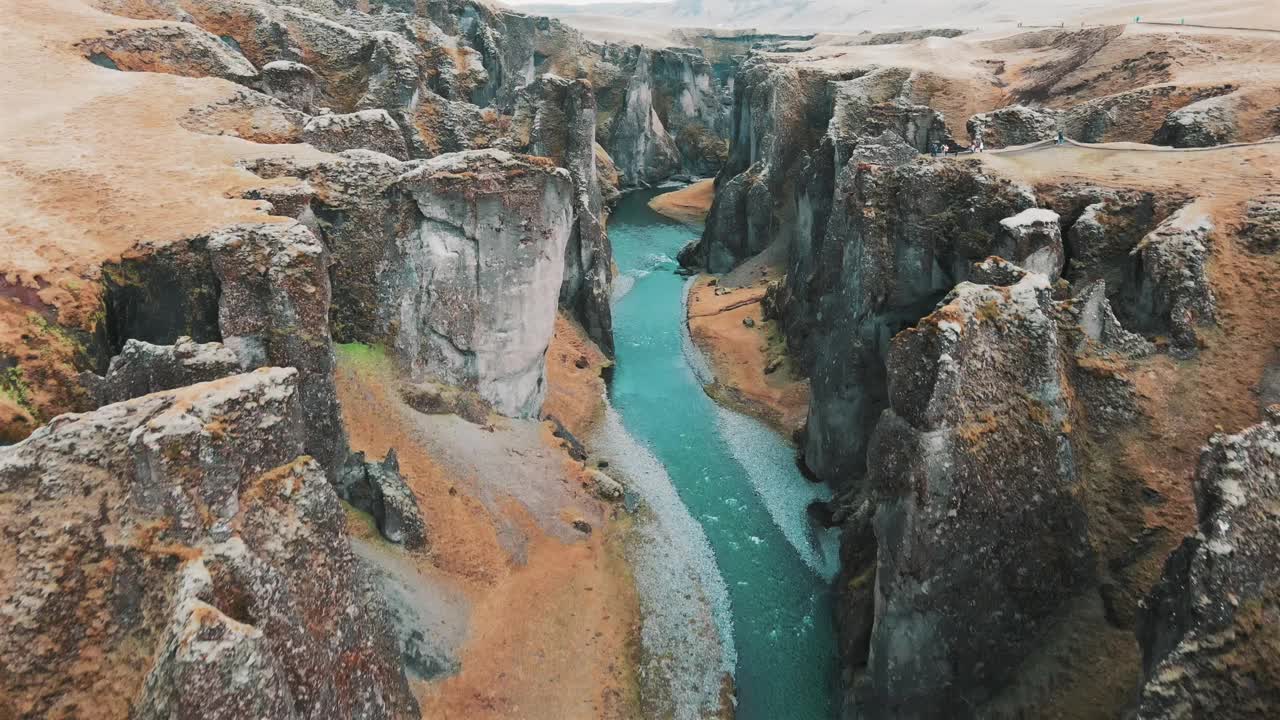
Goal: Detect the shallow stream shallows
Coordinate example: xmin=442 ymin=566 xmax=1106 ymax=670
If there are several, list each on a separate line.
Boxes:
xmin=606 ymin=189 xmax=839 ymax=719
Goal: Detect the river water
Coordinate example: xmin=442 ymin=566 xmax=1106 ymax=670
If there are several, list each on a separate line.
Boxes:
xmin=605 ymin=189 xmax=840 ymax=719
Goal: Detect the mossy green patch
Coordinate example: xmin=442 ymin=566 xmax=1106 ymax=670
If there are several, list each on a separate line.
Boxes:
xmin=335 ymin=342 xmax=391 ymax=374
xmin=1 ymin=366 xmax=36 ymax=417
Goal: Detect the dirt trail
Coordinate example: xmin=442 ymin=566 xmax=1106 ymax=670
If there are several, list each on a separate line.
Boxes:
xmin=336 ymin=344 xmax=641 ymax=720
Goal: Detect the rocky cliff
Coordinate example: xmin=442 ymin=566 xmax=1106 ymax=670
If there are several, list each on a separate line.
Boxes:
xmin=0 ymin=369 xmax=418 ymax=719
xmin=80 ymin=0 xmax=735 ymax=361
xmin=685 ymin=24 xmax=1280 ymax=720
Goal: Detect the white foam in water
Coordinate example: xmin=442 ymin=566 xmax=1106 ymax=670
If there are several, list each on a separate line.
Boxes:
xmin=680 ymin=278 xmax=842 ymax=580
xmin=592 ymin=401 xmax=737 ymax=720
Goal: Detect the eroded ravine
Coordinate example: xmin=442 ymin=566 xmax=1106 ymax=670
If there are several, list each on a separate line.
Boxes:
xmin=605 ymin=189 xmax=840 ymax=719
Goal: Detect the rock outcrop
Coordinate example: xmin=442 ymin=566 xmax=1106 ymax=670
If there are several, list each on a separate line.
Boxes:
xmin=967 ymin=105 xmax=1059 ymax=148
xmin=511 ymin=74 xmax=615 ymax=353
xmin=849 ymin=273 xmax=1092 ymax=717
xmin=341 ymin=449 xmax=428 ymax=550
xmin=392 ymin=150 xmax=573 ymax=416
xmin=81 ymin=336 xmax=241 ymax=406
xmin=1137 ymin=408 xmax=1280 ymax=719
xmin=796 ymin=160 xmax=1035 ymax=485
xmin=208 ymin=221 xmax=347 ymax=476
xmin=0 ymin=369 xmax=418 ymax=719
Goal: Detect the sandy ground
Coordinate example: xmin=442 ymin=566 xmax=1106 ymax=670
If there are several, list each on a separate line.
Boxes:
xmin=648 ymin=179 xmax=715 ymax=225
xmin=542 ymin=314 xmax=611 ymax=438
xmin=685 ymin=273 xmax=810 ymax=440
xmin=335 ymin=345 xmax=641 ymax=719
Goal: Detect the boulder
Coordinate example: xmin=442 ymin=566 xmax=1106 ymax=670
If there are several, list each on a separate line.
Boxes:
xmin=585 ymin=468 xmax=624 ymax=501
xmin=340 ymin=449 xmax=428 ymax=550
xmin=303 ymin=109 xmax=410 ymax=160
xmin=1240 ymin=193 xmax=1280 ymax=254
xmin=0 ymin=369 xmax=418 ymax=719
xmin=1155 ymin=93 xmax=1239 ymax=148
xmin=1136 ymin=408 xmax=1280 ymax=719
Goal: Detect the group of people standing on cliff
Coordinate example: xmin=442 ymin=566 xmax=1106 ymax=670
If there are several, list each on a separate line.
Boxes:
xmin=927 ymin=128 xmax=1068 ymax=156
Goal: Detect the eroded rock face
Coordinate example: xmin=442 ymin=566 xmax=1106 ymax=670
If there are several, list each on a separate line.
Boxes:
xmin=208 ymin=221 xmax=347 ymax=476
xmin=691 ymin=59 xmax=864 ymax=272
xmin=1136 ymin=408 xmax=1280 ymax=719
xmin=851 ymin=274 xmax=1092 ymax=718
xmin=512 ymin=74 xmax=614 ymax=354
xmin=393 ymin=150 xmax=573 ymax=416
xmin=0 ymin=369 xmax=418 ymax=720
xmin=797 ymin=160 xmax=1035 ymax=486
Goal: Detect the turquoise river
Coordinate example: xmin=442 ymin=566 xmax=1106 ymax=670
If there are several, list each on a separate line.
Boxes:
xmin=606 ymin=189 xmax=841 ymax=719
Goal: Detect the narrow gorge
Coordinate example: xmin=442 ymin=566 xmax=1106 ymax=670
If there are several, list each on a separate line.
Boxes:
xmin=3 ymin=1 xmax=1280 ymax=720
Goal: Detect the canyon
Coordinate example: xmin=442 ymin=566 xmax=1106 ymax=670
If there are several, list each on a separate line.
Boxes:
xmin=2 ymin=1 xmax=1280 ymax=719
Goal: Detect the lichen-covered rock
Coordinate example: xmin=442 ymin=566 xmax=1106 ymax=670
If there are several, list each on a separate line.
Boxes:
xmin=851 ymin=274 xmax=1092 ymax=717
xmin=967 ymin=105 xmax=1059 ymax=148
xmin=134 ymin=588 xmax=299 ymax=720
xmin=340 ymin=449 xmax=428 ymax=549
xmin=303 ymin=109 xmax=410 ymax=160
xmin=208 ymin=221 xmax=347 ymax=476
xmin=1136 ymin=408 xmax=1280 ymax=719
xmin=393 ymin=150 xmax=573 ymax=416
xmin=77 ymin=24 xmax=258 ymax=84
xmin=81 ymin=336 xmax=240 ymax=405
xmin=0 ymin=369 xmax=418 ymax=720
xmin=262 ymin=60 xmax=320 ymax=114
xmin=969 ymin=255 xmax=1031 ymax=286
xmin=996 ymin=207 xmax=1065 ymax=280
xmin=1132 ymin=206 xmax=1217 ymax=357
